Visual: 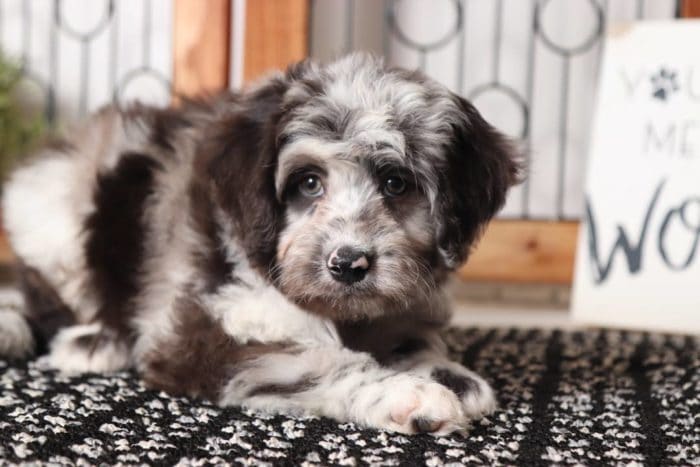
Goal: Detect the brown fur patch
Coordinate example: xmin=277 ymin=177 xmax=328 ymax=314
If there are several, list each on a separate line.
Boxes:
xmin=84 ymin=152 xmax=162 ymax=336
xmin=247 ymin=376 xmax=319 ymax=398
xmin=15 ymin=263 xmax=75 ymax=354
xmin=436 ymin=95 xmax=522 ymax=265
xmin=142 ymin=297 xmax=295 ymax=401
xmin=200 ymin=78 xmax=291 ymax=277
xmin=431 ymin=368 xmax=480 ymax=398
xmin=337 ymin=314 xmax=441 ymax=364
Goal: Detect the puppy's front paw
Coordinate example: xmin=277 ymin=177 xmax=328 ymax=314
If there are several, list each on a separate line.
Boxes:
xmin=364 ymin=375 xmax=467 ymax=436
xmin=431 ymin=365 xmax=496 ymax=419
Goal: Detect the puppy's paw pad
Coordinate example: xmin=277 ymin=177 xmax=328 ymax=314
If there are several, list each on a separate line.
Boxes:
xmin=411 ymin=416 xmax=444 ymax=434
xmin=388 ymin=392 xmax=419 ymax=426
xmin=382 ymin=379 xmax=466 ymax=436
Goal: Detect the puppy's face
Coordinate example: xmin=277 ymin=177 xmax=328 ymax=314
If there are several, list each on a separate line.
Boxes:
xmin=207 ymin=54 xmax=520 ymax=321
xmin=274 ymin=137 xmax=438 ymax=320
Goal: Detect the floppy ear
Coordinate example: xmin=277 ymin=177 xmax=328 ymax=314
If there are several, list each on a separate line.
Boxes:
xmin=436 ymin=95 xmax=522 ymax=268
xmin=201 ymin=75 xmax=291 ymax=274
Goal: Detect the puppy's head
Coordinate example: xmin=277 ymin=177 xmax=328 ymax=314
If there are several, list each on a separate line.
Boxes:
xmin=207 ymin=54 xmax=520 ymax=320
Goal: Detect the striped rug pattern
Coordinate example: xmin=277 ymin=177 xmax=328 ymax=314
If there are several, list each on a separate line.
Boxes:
xmin=0 ymin=326 xmax=698 ymax=465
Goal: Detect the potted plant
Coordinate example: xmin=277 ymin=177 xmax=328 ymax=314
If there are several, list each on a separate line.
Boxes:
xmin=0 ymin=53 xmax=44 ymax=182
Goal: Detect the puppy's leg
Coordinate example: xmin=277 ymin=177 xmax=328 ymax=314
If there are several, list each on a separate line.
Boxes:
xmin=4 ymin=263 xmax=130 ymax=373
xmin=0 ymin=262 xmax=78 ymax=360
xmin=141 ymin=298 xmax=468 ymax=435
xmin=388 ymin=333 xmax=496 ymax=420
xmin=226 ymin=347 xmax=467 ymax=435
xmin=47 ymin=324 xmax=131 ymax=374
xmin=14 ymin=263 xmax=76 ymax=355
xmin=0 ymin=308 xmax=34 ymax=359
xmin=338 ymin=319 xmax=496 ymax=420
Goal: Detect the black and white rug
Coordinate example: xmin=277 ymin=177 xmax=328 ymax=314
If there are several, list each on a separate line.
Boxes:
xmin=1 ymin=325 xmax=698 ymax=465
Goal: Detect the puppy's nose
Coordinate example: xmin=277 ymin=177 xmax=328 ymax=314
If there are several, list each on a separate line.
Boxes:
xmin=327 ymin=246 xmax=371 ymax=284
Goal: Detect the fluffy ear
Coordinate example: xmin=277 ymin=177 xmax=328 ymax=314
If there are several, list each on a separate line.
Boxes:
xmin=436 ymin=95 xmax=522 ymax=268
xmin=201 ymin=75 xmax=292 ymax=274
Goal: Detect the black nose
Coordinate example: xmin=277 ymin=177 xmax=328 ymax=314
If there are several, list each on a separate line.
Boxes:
xmin=327 ymin=246 xmax=372 ymax=284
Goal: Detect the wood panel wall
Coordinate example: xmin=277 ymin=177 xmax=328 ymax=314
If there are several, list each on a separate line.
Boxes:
xmin=172 ymin=0 xmax=310 ymax=89
xmin=173 ymin=0 xmax=231 ymax=97
xmin=243 ymin=0 xmax=309 ymax=82
xmin=458 ymin=221 xmax=579 ymax=284
xmin=682 ymin=0 xmax=700 ymax=17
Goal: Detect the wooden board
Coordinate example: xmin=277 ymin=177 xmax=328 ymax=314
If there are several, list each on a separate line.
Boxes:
xmin=173 ymin=0 xmax=231 ymax=97
xmin=243 ymin=0 xmax=309 ymax=82
xmin=682 ymin=0 xmax=700 ymax=17
xmin=0 ymin=221 xmax=13 ymax=264
xmin=458 ymin=221 xmax=579 ymax=285
xmin=0 ymin=220 xmax=580 ymax=284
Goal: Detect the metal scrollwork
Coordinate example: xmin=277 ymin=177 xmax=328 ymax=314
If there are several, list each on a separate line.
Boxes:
xmin=386 ymin=0 xmax=463 ymax=52
xmin=535 ymin=0 xmax=604 ymax=56
xmin=56 ymin=0 xmax=114 ymax=41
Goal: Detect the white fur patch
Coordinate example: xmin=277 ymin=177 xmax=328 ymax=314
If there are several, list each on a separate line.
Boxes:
xmin=0 ymin=310 xmax=34 ymax=358
xmin=204 ymin=282 xmax=340 ymax=347
xmin=47 ymin=324 xmax=131 ymax=374
xmin=2 ymin=156 xmax=97 ymax=321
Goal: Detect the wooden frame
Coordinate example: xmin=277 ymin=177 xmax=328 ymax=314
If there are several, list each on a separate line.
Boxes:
xmin=173 ymin=0 xmax=231 ymax=97
xmin=682 ymin=0 xmax=700 ymax=18
xmin=457 ymin=221 xmax=579 ymax=285
xmin=172 ymin=0 xmax=309 ymax=89
xmin=243 ymin=0 xmax=309 ymax=82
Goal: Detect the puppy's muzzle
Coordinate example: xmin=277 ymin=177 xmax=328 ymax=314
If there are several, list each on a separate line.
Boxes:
xmin=327 ymin=246 xmax=372 ymax=284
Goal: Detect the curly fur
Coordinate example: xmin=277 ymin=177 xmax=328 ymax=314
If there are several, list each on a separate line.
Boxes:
xmin=0 ymin=54 xmax=520 ymax=435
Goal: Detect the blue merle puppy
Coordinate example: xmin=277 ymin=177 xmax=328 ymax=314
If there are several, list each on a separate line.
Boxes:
xmin=0 ymin=54 xmax=520 ymax=435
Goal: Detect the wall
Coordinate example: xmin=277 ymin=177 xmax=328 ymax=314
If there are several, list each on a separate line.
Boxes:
xmin=310 ymin=0 xmax=678 ymax=220
xmin=0 ymin=0 xmax=680 ymax=221
xmin=0 ymin=0 xmax=173 ymax=123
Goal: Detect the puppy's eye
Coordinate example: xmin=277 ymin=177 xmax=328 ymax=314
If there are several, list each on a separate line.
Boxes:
xmin=383 ymin=176 xmax=407 ymax=197
xmin=298 ymin=174 xmax=324 ymax=198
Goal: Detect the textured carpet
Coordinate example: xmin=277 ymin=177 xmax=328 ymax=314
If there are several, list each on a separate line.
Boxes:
xmin=0 ymin=325 xmax=698 ymax=465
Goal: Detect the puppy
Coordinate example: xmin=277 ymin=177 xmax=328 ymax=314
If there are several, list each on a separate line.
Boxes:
xmin=0 ymin=54 xmax=520 ymax=435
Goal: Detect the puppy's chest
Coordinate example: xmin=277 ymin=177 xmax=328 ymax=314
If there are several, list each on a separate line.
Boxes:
xmin=335 ymin=316 xmax=441 ymax=364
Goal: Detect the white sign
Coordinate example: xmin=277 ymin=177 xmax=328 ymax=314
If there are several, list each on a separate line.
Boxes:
xmin=572 ymin=21 xmax=700 ymax=334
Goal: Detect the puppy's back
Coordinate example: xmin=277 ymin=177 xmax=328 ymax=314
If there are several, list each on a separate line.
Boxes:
xmin=1 ymin=105 xmax=182 ymax=354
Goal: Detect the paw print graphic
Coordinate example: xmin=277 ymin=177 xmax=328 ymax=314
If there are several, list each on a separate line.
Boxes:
xmin=650 ymin=67 xmax=679 ymax=102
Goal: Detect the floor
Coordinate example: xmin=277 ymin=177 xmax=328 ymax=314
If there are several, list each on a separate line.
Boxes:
xmin=448 ymin=279 xmax=576 ymax=329
xmin=451 ymin=302 xmax=573 ymax=329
